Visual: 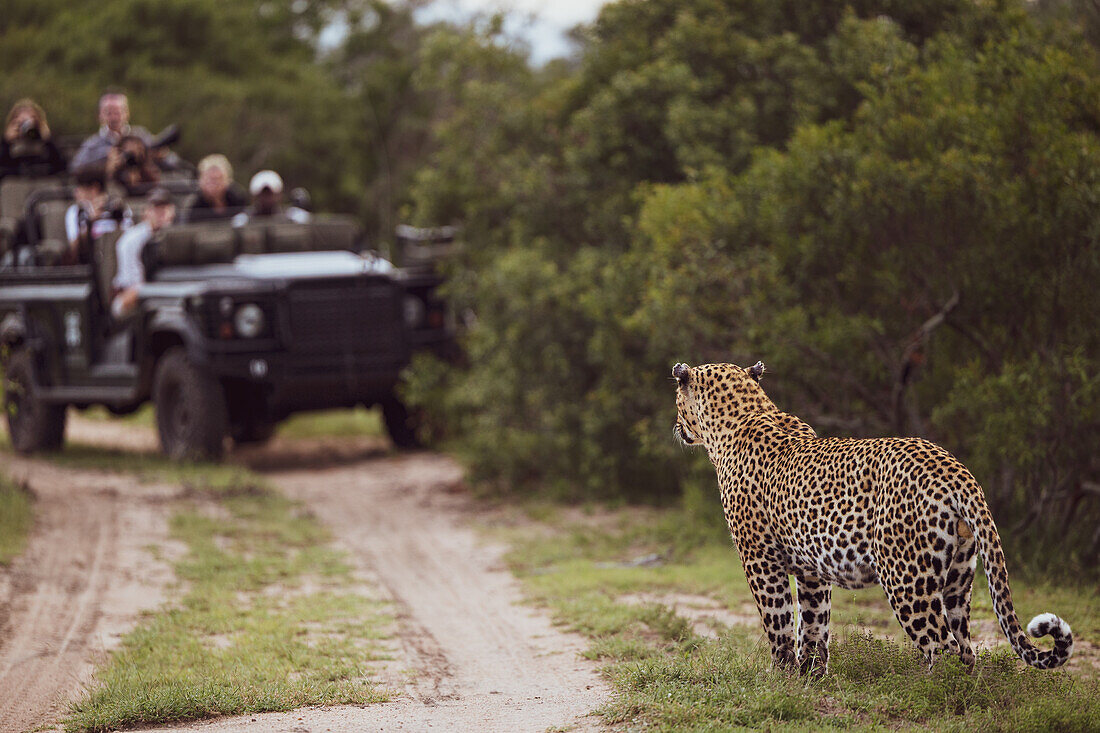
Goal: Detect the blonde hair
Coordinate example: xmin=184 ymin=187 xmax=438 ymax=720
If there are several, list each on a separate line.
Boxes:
xmin=6 ymin=98 xmax=50 ymax=137
xmin=197 ymin=154 xmax=233 ymax=181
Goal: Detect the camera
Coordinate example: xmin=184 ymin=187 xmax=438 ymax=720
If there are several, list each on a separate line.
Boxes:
xmin=120 ymin=150 xmax=141 ymax=168
xmin=105 ymin=198 xmax=126 ymax=222
xmin=18 ymin=119 xmax=40 ymax=141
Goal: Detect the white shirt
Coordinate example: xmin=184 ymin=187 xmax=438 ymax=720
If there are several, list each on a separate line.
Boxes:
xmin=113 ymin=221 xmax=153 ymax=290
xmin=231 ymin=207 xmax=311 ymax=228
xmin=65 ymin=203 xmax=131 ymax=243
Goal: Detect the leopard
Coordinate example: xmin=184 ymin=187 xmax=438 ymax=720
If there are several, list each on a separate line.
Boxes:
xmin=671 ymin=360 xmax=1073 ymax=675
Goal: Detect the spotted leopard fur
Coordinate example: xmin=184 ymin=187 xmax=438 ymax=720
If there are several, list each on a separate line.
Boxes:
xmin=672 ymin=361 xmax=1073 ymax=674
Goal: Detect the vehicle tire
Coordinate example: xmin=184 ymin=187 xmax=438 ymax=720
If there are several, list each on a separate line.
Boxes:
xmin=153 ymin=347 xmax=228 ymax=461
xmin=381 ymin=396 xmax=421 ymax=449
xmin=231 ymin=418 xmax=276 ymax=447
xmin=3 ymin=349 xmax=66 ymax=454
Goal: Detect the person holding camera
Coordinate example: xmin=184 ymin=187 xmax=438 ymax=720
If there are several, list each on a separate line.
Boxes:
xmin=0 ymin=98 xmax=67 ymax=180
xmin=64 ymin=169 xmax=132 ymax=265
xmin=107 ymin=134 xmax=161 ymax=195
xmin=112 ymin=187 xmax=175 ymax=319
xmin=69 ymin=92 xmax=152 ymax=173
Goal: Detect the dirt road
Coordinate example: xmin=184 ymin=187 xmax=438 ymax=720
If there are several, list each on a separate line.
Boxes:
xmin=0 ymin=418 xmax=609 ymax=732
xmin=0 ymin=453 xmax=179 ymax=733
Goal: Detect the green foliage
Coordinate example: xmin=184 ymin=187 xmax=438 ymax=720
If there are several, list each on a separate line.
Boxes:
xmin=404 ymin=0 xmax=1100 ymax=564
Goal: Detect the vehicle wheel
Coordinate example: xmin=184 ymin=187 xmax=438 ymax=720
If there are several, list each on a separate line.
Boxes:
xmin=3 ymin=349 xmax=66 ymax=454
xmin=231 ymin=418 xmax=276 ymax=447
xmin=153 ymin=347 xmax=228 ymax=461
xmin=381 ymin=396 xmax=421 ymax=449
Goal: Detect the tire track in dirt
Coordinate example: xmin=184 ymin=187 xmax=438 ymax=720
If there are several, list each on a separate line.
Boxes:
xmin=0 ymin=454 xmax=178 ymax=733
xmin=273 ymin=453 xmax=609 ymax=729
xmin=153 ymin=450 xmax=610 ymax=733
xmin=4 ymin=417 xmax=609 ymax=732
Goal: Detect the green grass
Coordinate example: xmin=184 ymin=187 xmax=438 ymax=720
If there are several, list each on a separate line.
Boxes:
xmin=79 ymin=404 xmax=156 ymax=426
xmin=601 ymin=630 xmax=1098 ymax=731
xmin=493 ymin=500 xmax=1100 ymax=731
xmin=0 ymin=474 xmax=33 ymax=565
xmin=277 ymin=406 xmax=385 ymax=439
xmin=77 ymin=404 xmax=385 ymax=440
xmin=63 ymin=459 xmax=393 ymax=732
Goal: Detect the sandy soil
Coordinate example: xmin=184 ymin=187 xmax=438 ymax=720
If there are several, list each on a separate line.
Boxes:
xmin=171 ymin=450 xmax=609 ymax=733
xmin=1 ymin=416 xmax=610 ymax=732
xmin=0 ymin=452 xmax=180 ymax=733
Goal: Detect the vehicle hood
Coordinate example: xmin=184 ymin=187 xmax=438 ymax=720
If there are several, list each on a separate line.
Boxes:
xmin=154 ymin=250 xmax=395 ymax=286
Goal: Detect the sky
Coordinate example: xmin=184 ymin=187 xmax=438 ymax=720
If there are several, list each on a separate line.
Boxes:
xmin=415 ymin=0 xmax=608 ymax=64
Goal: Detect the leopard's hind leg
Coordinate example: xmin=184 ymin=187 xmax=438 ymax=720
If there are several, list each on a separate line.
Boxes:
xmin=941 ymin=519 xmax=978 ymax=668
xmin=875 ymin=517 xmax=960 ymax=668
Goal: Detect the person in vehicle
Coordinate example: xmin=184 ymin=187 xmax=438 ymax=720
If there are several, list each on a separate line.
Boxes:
xmin=0 ymin=98 xmax=67 ymax=179
xmin=107 ymin=134 xmax=161 ymax=195
xmin=184 ymin=154 xmax=247 ymax=223
xmin=231 ymin=170 xmax=310 ymax=226
xmin=64 ymin=169 xmax=132 ymax=265
xmin=112 ymin=187 xmax=175 ymax=318
xmin=70 ymin=92 xmax=152 ymax=173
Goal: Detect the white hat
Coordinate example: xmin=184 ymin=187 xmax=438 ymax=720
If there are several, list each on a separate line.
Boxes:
xmin=249 ymin=170 xmax=283 ymax=195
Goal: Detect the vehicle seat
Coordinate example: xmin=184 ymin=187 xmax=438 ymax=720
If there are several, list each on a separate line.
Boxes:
xmin=93 ymin=230 xmax=124 ymax=311
xmin=34 ymin=198 xmax=72 ymax=264
xmin=236 ymin=223 xmax=268 ymax=255
xmin=267 ymin=222 xmax=310 ymax=253
xmin=310 ymin=216 xmax=358 ymax=252
xmin=151 ymin=224 xmax=245 ymax=270
xmin=156 ymin=226 xmax=196 ymax=267
xmin=192 ymin=226 xmax=235 ymax=264
xmin=0 ymin=177 xmax=56 ymax=255
xmin=38 ymin=199 xmax=70 ymax=242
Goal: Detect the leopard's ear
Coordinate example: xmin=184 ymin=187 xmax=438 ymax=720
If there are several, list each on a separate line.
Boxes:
xmin=672 ymin=363 xmax=690 ymax=386
xmin=747 ymin=361 xmax=765 ymax=382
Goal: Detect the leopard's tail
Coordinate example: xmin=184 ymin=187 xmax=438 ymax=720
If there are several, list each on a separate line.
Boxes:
xmin=953 ymin=480 xmax=1073 ymax=670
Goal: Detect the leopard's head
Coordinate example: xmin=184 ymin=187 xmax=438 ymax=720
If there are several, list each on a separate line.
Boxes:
xmin=672 ymin=361 xmax=770 ymax=449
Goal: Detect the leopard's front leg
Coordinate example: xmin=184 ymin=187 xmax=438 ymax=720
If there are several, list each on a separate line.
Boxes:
xmin=740 ymin=545 xmax=797 ymax=670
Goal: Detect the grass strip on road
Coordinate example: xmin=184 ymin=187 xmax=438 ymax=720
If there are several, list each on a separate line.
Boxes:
xmin=61 ymin=455 xmax=392 ymax=733
xmin=492 ymin=499 xmax=1100 ymax=731
xmin=0 ymin=474 xmax=32 ymax=565
xmin=78 ymin=404 xmax=385 ymax=439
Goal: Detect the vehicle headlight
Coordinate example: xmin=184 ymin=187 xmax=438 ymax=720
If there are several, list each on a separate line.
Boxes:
xmin=403 ymin=295 xmax=426 ymax=328
xmin=234 ymin=303 xmax=265 ymax=338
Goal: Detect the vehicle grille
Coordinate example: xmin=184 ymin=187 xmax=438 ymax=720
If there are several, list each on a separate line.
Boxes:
xmin=286 ymin=279 xmax=406 ymax=366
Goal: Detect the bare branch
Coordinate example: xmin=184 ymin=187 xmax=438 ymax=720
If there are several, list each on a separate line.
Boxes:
xmin=892 ymin=291 xmax=960 ymax=434
xmin=944 ymin=318 xmax=997 ymax=364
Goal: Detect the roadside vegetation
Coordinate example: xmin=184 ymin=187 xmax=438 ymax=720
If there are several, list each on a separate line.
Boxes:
xmin=32 ymin=450 xmax=394 ymax=732
xmin=490 ymin=496 xmax=1100 ymax=731
xmin=4 ymin=1 xmax=1096 ymax=566
xmin=398 ymin=0 xmax=1100 ymax=576
xmin=0 ymin=474 xmax=32 ymax=565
